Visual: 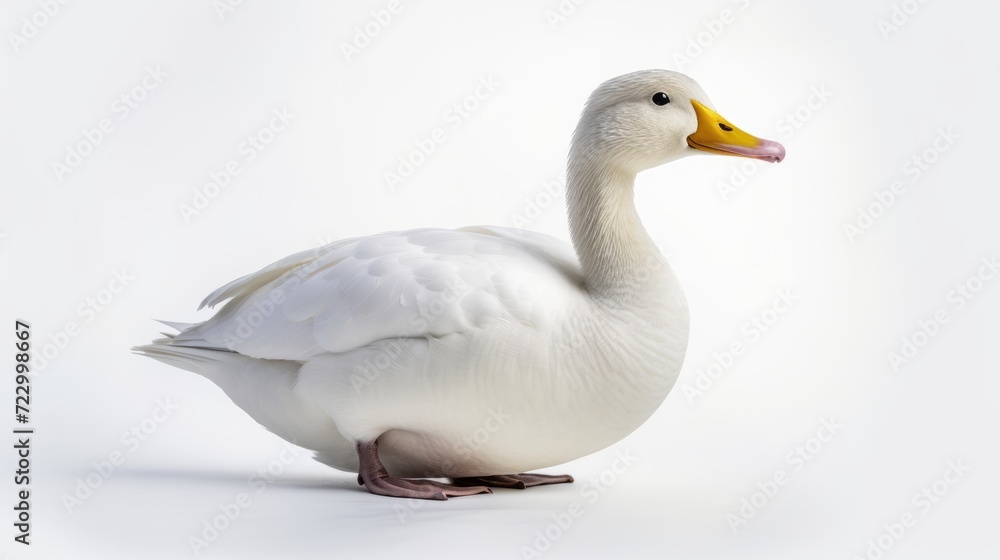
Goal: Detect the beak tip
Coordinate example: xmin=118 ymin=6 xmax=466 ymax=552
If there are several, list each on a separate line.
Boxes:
xmin=759 ymin=139 xmax=786 ymax=163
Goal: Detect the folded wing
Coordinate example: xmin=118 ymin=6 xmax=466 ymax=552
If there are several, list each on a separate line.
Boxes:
xmin=170 ymin=227 xmax=585 ymax=361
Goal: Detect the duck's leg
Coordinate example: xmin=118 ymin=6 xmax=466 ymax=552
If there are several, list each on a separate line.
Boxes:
xmin=452 ymin=473 xmax=574 ymax=489
xmin=355 ymin=440 xmax=492 ymax=500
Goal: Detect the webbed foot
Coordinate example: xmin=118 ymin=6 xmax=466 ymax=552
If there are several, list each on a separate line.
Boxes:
xmin=356 ymin=440 xmax=492 ymax=500
xmin=451 ymin=473 xmax=574 ymax=489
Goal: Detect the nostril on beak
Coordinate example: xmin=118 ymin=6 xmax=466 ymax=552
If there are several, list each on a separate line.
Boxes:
xmin=718 ymin=123 xmax=733 ymax=132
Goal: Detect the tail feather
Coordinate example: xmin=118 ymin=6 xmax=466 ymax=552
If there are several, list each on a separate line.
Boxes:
xmin=155 ymin=319 xmax=197 ymax=333
xmin=132 ymin=340 xmax=228 ymax=373
xmin=132 ymin=337 xmax=349 ymax=460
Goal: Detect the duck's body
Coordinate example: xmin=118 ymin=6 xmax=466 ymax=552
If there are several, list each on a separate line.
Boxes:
xmin=135 ymin=70 xmax=782 ymax=499
xmin=142 ymin=224 xmax=688 ymax=478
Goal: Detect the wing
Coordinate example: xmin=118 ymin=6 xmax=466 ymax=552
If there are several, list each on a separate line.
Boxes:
xmin=171 ymin=227 xmax=585 ymax=360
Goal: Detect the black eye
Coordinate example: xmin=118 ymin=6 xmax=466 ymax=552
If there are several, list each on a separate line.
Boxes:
xmin=652 ymin=92 xmax=671 ymax=106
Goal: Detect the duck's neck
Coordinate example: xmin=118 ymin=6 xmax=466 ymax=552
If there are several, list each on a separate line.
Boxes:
xmin=566 ymin=153 xmax=670 ymax=297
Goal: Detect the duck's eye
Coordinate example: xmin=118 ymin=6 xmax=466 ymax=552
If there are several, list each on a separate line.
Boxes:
xmin=651 ymin=92 xmax=671 ymax=106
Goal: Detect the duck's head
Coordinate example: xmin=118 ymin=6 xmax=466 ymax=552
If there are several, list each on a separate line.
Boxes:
xmin=572 ymin=69 xmax=785 ymax=173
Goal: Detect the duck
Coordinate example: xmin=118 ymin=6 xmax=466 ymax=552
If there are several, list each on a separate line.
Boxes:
xmin=134 ymin=70 xmax=784 ymax=500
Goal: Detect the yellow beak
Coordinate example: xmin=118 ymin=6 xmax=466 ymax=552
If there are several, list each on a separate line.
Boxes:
xmin=686 ymin=100 xmax=785 ymax=163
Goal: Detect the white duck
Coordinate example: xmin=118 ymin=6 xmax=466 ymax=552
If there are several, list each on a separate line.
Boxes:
xmin=135 ymin=70 xmax=784 ymax=500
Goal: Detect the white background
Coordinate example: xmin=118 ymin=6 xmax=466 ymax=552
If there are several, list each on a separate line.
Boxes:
xmin=2 ymin=1 xmax=998 ymax=558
